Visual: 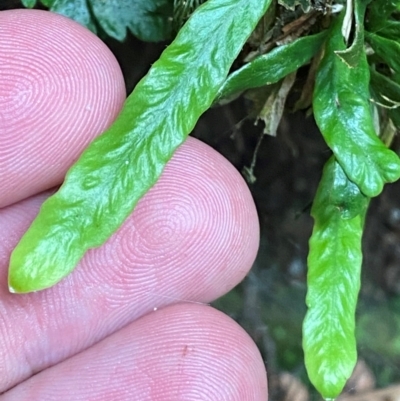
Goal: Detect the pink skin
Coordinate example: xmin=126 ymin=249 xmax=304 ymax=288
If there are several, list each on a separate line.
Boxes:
xmin=0 ymin=9 xmax=267 ymax=401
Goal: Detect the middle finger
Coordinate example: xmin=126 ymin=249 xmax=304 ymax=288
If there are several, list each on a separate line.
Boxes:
xmin=0 ymin=137 xmax=259 ymax=393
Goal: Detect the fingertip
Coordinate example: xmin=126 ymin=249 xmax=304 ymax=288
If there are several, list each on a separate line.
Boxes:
xmin=0 ymin=9 xmax=125 ymax=207
xmin=131 ymin=303 xmax=269 ymax=401
xmin=4 ymin=304 xmax=268 ymax=401
xmin=0 ymin=139 xmax=262 ymax=393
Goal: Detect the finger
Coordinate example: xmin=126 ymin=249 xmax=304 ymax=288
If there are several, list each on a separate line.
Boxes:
xmin=1 ymin=304 xmax=268 ymax=401
xmin=0 ymin=137 xmax=260 ymax=392
xmin=0 ymin=9 xmax=125 ymax=208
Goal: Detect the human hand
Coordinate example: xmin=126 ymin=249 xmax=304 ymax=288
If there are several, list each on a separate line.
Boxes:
xmin=0 ymin=9 xmax=267 ymax=400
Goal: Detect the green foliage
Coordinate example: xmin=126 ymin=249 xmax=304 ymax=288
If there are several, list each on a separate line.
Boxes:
xmin=215 ymin=31 xmax=327 ymax=102
xmin=366 ymin=9 xmax=400 ymax=131
xmin=21 ymin=0 xmax=36 ymax=7
xmin=14 ymin=0 xmax=400 ymax=399
xmin=304 ymin=157 xmax=369 ymax=399
xmin=21 ymin=0 xmax=173 ymax=41
xmin=366 ymin=0 xmax=400 ymax=32
xmin=313 ymin=13 xmax=400 ymax=198
xmin=9 ymin=0 xmax=272 ymax=293
xmin=90 ymin=0 xmax=173 ymax=41
xmin=50 ymin=0 xmax=96 ymax=32
xmin=366 ymin=32 xmax=400 ymax=75
xmin=304 ymin=3 xmax=400 ymax=397
xmin=370 ymin=69 xmax=400 ymax=129
xmin=335 ymin=0 xmax=368 ymax=68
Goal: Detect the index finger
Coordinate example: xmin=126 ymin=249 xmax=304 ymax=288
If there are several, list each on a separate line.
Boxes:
xmin=0 ymin=9 xmax=126 ymax=208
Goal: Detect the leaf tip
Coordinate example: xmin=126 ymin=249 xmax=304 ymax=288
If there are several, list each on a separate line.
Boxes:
xmin=8 ymin=270 xmax=47 ymax=294
xmin=8 ymin=250 xmax=45 ymax=294
xmin=8 ymin=272 xmax=26 ymax=294
xmin=8 ymin=285 xmax=17 ymax=294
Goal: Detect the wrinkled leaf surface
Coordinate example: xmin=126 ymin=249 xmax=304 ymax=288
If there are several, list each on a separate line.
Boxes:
xmin=9 ymin=0 xmax=272 ymax=292
xmin=313 ymin=14 xmax=400 ymax=197
xmin=304 ymin=156 xmax=369 ymax=400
